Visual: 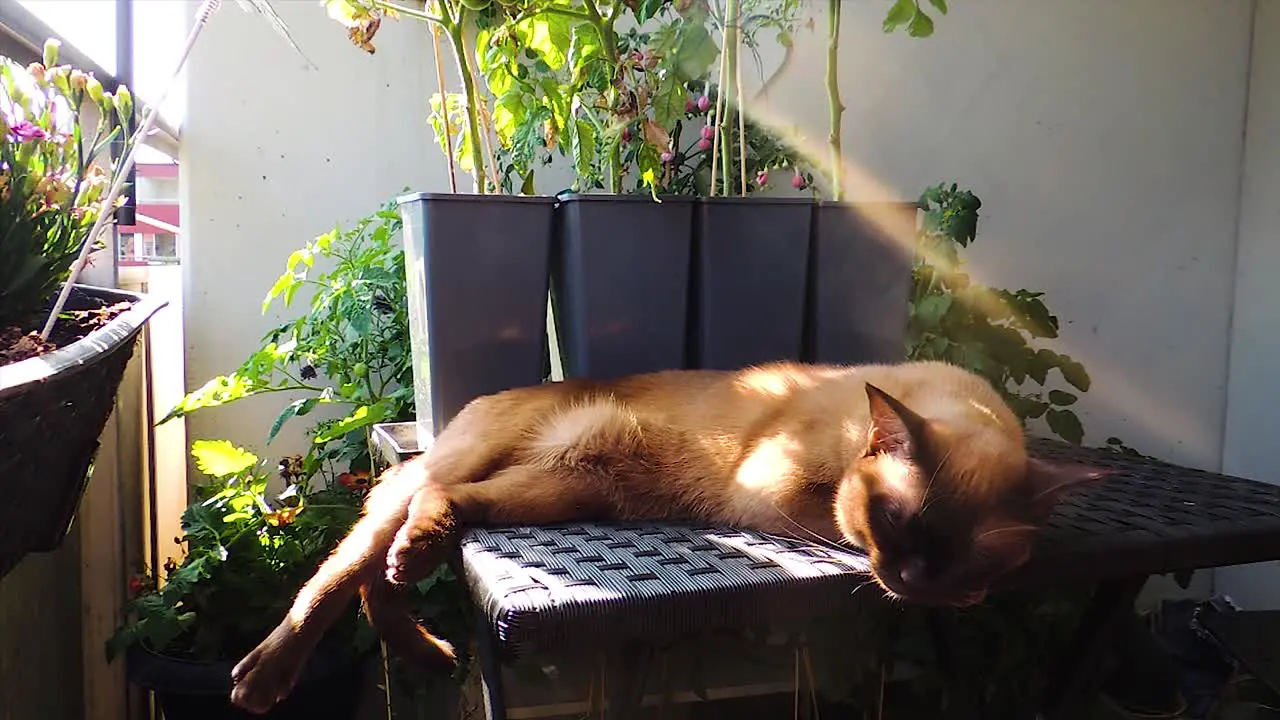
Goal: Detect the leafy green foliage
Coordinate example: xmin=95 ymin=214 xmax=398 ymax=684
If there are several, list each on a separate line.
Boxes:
xmin=905 ymin=183 xmax=1092 ymax=444
xmin=105 ymin=442 xmax=369 ymax=663
xmin=160 ymin=200 xmax=415 ymax=476
xmin=882 ymin=0 xmax=947 ymax=38
xmin=0 ymin=41 xmax=136 ymax=332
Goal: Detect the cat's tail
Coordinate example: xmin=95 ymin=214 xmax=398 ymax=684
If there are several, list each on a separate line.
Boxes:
xmin=360 ymin=575 xmax=458 ymax=669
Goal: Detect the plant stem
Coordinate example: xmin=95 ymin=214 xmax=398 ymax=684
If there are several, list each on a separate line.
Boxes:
xmin=372 ymin=0 xmax=443 ymax=24
xmin=447 ymin=19 xmax=487 ymax=193
xmin=826 ymin=0 xmax=844 ymax=202
xmin=732 ymin=2 xmax=747 ymax=197
xmin=583 ymin=0 xmax=622 ymax=192
xmin=721 ymin=0 xmax=738 ymax=198
xmin=429 ymin=23 xmax=458 ymax=193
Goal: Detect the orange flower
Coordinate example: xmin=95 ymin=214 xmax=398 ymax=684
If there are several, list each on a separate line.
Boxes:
xmin=338 ymin=469 xmax=372 ymax=492
xmin=264 ymin=506 xmax=302 ymax=527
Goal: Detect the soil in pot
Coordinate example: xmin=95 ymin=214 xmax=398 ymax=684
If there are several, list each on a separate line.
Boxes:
xmin=0 ymin=291 xmax=134 ymax=365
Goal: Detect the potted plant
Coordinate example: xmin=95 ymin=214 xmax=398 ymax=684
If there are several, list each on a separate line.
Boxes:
xmin=0 ymin=39 xmax=167 ymax=579
xmin=106 ymin=440 xmax=373 ymax=720
xmin=153 ymin=202 xmax=474 ymax=716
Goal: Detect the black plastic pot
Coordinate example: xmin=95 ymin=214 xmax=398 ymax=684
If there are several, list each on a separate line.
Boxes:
xmin=552 ymin=194 xmax=694 ymax=379
xmin=0 ymin=284 xmax=167 ymax=580
xmin=692 ymin=197 xmax=813 ymax=370
xmin=125 ymin=644 xmax=363 ymax=720
xmin=397 ymin=192 xmax=556 ymax=434
xmin=804 ymin=201 xmax=918 ymax=365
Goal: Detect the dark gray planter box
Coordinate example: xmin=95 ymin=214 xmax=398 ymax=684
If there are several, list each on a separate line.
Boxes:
xmin=397 ymin=193 xmax=556 ymax=435
xmin=805 ymin=201 xmax=918 ymax=365
xmin=692 ymin=197 xmax=813 ymax=370
xmin=552 ymin=194 xmax=694 ymax=380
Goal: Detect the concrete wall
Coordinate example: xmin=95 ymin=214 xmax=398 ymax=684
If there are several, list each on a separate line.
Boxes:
xmin=181 ymin=1 xmax=449 ymax=456
xmin=182 ymin=1 xmax=1280 ymax=603
xmin=1219 ymin=0 xmax=1280 ymax=610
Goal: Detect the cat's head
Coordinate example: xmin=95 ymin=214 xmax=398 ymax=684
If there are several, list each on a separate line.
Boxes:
xmin=834 ymin=383 xmax=1105 ymax=606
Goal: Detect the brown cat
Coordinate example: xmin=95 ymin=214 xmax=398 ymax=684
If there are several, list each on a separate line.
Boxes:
xmin=228 ymin=359 xmax=1103 ymax=713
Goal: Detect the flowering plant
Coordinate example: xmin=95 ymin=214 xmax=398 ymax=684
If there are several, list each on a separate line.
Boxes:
xmin=105 ymin=440 xmax=372 ymax=663
xmin=0 ymin=39 xmax=135 ymax=333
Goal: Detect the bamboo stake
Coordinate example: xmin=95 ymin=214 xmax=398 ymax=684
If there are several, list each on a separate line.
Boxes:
xmin=734 ymin=7 xmax=746 ymax=197
xmin=708 ymin=3 xmax=731 ymax=198
xmin=429 ymin=22 xmax=458 ymax=193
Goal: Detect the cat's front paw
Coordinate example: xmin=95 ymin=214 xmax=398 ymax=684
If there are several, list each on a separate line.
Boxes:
xmin=229 ymin=621 xmax=309 ymax=715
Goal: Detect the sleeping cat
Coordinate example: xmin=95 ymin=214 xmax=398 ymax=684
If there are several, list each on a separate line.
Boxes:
xmin=228 ymin=359 xmax=1102 ymax=713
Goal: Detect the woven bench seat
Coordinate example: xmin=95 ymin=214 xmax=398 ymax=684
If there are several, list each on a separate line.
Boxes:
xmin=449 ymin=436 xmax=1280 ymax=662
xmin=460 ymin=522 xmax=873 ymax=660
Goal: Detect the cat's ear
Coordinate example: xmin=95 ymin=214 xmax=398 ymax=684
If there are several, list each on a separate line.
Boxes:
xmin=864 ymin=383 xmax=930 ymax=460
xmin=1025 ymin=457 xmax=1109 ymax=516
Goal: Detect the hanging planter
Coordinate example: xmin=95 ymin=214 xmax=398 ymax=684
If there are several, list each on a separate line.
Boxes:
xmin=551 ymin=193 xmax=695 ymax=379
xmin=397 ymin=192 xmax=556 ymax=434
xmin=0 ymin=285 xmax=166 ymax=578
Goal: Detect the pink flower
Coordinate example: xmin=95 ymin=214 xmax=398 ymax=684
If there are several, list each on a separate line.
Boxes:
xmin=10 ymin=121 xmax=47 ymax=142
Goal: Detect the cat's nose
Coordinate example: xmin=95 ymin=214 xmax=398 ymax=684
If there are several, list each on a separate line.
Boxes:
xmin=898 ymin=559 xmax=927 ymax=587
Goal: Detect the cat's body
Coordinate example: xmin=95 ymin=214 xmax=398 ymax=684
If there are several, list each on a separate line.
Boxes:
xmin=229 ymin=360 xmax=1101 ymax=714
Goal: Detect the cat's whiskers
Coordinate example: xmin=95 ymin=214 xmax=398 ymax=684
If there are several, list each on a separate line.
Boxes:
xmin=767 ymin=504 xmax=854 ymax=555
xmin=974 ymin=524 xmax=1037 ymax=541
xmin=918 ymin=445 xmax=955 ymax=516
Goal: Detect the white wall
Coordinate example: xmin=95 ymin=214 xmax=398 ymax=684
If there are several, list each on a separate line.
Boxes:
xmin=183 ymin=0 xmax=1280 ymax=600
xmin=1219 ymin=0 xmax=1280 ymax=610
xmin=182 ymin=1 xmax=449 ymax=458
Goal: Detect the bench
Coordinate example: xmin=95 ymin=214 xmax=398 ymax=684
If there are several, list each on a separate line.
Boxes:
xmin=373 ymin=193 xmax=1280 ymax=718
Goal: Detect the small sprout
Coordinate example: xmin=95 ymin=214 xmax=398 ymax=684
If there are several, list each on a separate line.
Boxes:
xmin=621 ymin=126 xmax=632 ymax=143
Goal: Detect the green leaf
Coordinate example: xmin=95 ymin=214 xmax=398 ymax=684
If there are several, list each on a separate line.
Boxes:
xmin=670 ymin=23 xmax=719 ymax=86
xmin=927 ymin=0 xmax=948 ymax=13
xmin=907 ymin=8 xmax=936 ymax=37
xmin=1048 ymin=390 xmax=1078 ymax=406
xmin=314 ymin=403 xmax=390 ymax=444
xmin=191 ymin=440 xmax=259 ymax=479
xmin=268 ymin=397 xmax=324 ymax=444
xmin=262 ymin=271 xmax=296 ymax=314
xmin=515 ymin=12 xmax=574 ymax=71
xmin=1058 ymin=358 xmax=1091 ymax=392
xmin=882 ymin=0 xmax=915 ymax=33
xmin=912 ymin=293 xmax=952 ymax=327
xmin=1046 ymin=409 xmax=1084 ymax=445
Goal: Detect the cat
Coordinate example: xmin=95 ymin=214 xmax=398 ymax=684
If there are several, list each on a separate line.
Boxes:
xmin=228 ymin=359 xmax=1103 ymax=714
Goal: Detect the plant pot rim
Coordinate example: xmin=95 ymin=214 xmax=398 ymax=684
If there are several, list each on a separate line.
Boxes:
xmin=815 ymin=199 xmax=920 ymax=210
xmin=0 ymin=284 xmax=167 ymax=400
xmin=555 ymin=192 xmax=696 ymax=204
xmin=396 ymin=191 xmax=558 ymax=206
xmin=696 ymin=195 xmax=815 ymax=206
xmin=124 ymin=639 xmax=365 ymax=695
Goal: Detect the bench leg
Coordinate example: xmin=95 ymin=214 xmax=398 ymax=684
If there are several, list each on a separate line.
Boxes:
xmin=476 ymin=616 xmax=509 ymax=720
xmin=1036 ymin=574 xmax=1148 ymax=720
xmin=604 ymin=643 xmax=654 ymax=720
